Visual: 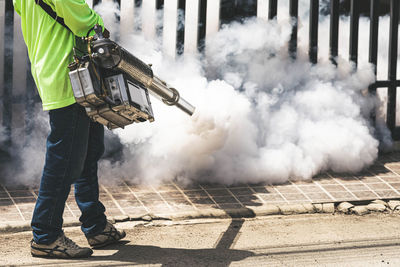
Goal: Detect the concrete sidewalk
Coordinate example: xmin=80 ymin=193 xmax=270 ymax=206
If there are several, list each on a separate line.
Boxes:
xmin=1 ymin=214 xmax=400 ymax=266
xmin=1 ymin=152 xmax=400 ymax=230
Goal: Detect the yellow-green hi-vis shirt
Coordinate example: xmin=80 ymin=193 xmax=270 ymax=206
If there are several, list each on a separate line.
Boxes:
xmin=13 ymin=0 xmax=104 ymax=110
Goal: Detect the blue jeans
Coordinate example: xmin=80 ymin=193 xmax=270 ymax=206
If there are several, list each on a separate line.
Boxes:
xmin=31 ymin=103 xmax=107 ymax=244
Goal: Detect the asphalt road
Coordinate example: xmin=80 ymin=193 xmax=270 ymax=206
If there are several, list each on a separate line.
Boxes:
xmin=1 ymin=213 xmax=400 ymax=266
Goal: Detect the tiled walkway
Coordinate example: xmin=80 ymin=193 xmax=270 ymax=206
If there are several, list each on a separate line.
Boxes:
xmin=2 ymin=153 xmax=400 ymax=225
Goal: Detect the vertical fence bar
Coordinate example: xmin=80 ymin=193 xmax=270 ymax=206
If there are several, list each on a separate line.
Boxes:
xmin=349 ymin=0 xmax=360 ymax=65
xmin=142 ymin=0 xmax=157 ymax=40
xmin=135 ymin=0 xmax=142 ymax=8
xmin=329 ymin=0 xmax=339 ymax=64
xmin=220 ymin=0 xmax=234 ymax=24
xmin=387 ymin=0 xmax=399 ymax=134
xmin=257 ymin=0 xmax=269 ymax=20
xmin=163 ymin=0 xmax=178 ymax=58
xmin=2 ymin=1 xmax=13 ymax=146
xmin=120 ymin=0 xmax=135 ymax=35
xmin=177 ymin=0 xmax=186 ymax=55
xmin=197 ymin=0 xmax=207 ymax=51
xmin=309 ymin=0 xmax=319 ymax=64
xmin=157 ymin=0 xmax=164 ymax=9
xmin=289 ymin=0 xmax=298 ymax=59
xmin=184 ymin=0 xmax=200 ymax=54
xmin=369 ymin=0 xmax=379 ymax=73
xmin=368 ymin=0 xmax=380 ymax=122
xmin=268 ymin=0 xmax=277 ymax=20
xmin=205 ymin=0 xmax=220 ymax=37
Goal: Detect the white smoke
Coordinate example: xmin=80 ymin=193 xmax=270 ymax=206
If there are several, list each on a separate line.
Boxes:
xmin=0 ymin=104 xmax=48 ymax=186
xmin=4 ymin=0 xmax=394 ymax=186
xmin=95 ymin=1 xmax=388 ymax=186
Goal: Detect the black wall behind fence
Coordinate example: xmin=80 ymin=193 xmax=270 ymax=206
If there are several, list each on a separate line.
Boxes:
xmin=1 ymin=0 xmax=399 ymax=153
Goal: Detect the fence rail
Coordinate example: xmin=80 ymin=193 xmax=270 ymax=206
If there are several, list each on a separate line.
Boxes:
xmin=1 ymin=0 xmax=400 ymax=147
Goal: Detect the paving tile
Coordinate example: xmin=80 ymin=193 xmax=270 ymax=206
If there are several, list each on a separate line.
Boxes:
xmin=380 ymin=176 xmax=400 ymax=183
xmin=329 ymin=191 xmax=355 ymax=199
xmin=229 ymin=188 xmax=254 ymax=196
xmin=367 ymin=183 xmax=392 ymax=190
xmin=235 ymin=195 xmax=263 ymax=204
xmin=0 ymin=199 xmax=13 ymax=206
xmin=313 ymin=175 xmax=338 ymax=184
xmin=104 ymin=187 xmax=131 ymax=194
xmin=115 ymin=199 xmax=143 ymax=208
xmin=7 ymin=190 xmax=34 ymax=198
xmin=188 ymin=197 xmax=215 ymax=205
xmin=105 ymin=209 xmax=126 ymax=216
xmin=304 ymin=192 xmax=332 ymax=201
xmin=168 ymin=204 xmax=195 ymax=211
xmin=200 ymin=183 xmax=223 ymax=189
xmin=375 ymin=190 xmax=400 ymax=198
xmin=281 ymin=193 xmax=308 ymax=201
xmin=14 ymin=197 xmax=36 ymax=204
xmin=251 ymin=186 xmax=272 ymax=193
xmin=112 ymin=193 xmax=137 ymax=200
xmin=358 ymin=177 xmax=382 ymax=183
xmin=321 ymin=184 xmax=347 ymax=192
xmin=388 ymin=182 xmax=400 ymax=190
xmin=154 ymin=184 xmax=178 ymax=192
xmin=193 ymin=204 xmax=220 ymax=209
xmin=0 ymin=192 xmax=9 ymax=198
xmin=135 ymin=193 xmax=163 ymax=201
xmin=212 ymin=196 xmax=239 ymax=204
xmin=159 ymin=191 xmax=185 ymax=200
xmin=343 ymin=184 xmax=369 ymax=191
xmin=126 ymin=185 xmax=153 ymax=193
xmin=17 ymin=204 xmax=35 ymax=213
xmin=353 ymin=191 xmax=378 ymax=199
xmin=21 ymin=212 xmax=33 ymax=221
xmin=140 ymin=200 xmax=167 ymax=206
xmin=273 ymin=185 xmax=300 ymax=194
xmin=335 ymin=177 xmax=362 ymax=184
xmin=218 ymin=203 xmax=243 ymax=209
xmin=165 ymin=198 xmax=192 ymax=206
xmin=146 ymin=205 xmax=173 ymax=213
xmin=297 ymin=185 xmax=324 ymax=193
xmin=204 ymin=189 xmax=231 ymax=197
xmin=258 ymin=194 xmax=285 ymax=202
xmin=177 ymin=183 xmax=202 ymax=190
xmin=183 ymin=190 xmax=209 ymax=198
xmin=0 ymin=214 xmax=23 ymax=222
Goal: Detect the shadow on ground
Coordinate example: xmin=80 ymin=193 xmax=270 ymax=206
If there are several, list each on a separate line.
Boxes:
xmin=90 ymin=240 xmax=254 ymax=267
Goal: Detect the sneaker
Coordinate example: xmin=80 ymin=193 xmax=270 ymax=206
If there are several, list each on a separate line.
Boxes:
xmin=31 ymin=233 xmax=93 ymax=258
xmin=87 ymin=221 xmax=126 ymax=249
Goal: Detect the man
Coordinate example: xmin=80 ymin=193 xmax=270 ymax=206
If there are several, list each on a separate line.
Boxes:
xmin=13 ymin=0 xmax=125 ymax=258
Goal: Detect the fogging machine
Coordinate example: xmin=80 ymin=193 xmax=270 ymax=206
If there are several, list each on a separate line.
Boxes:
xmin=68 ymin=25 xmax=195 ymax=129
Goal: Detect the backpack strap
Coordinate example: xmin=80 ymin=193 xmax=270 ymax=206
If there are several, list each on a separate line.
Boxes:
xmin=35 ymin=0 xmax=72 ymax=32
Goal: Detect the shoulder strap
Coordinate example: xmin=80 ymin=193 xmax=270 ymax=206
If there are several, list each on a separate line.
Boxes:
xmin=35 ymin=0 xmax=72 ymax=32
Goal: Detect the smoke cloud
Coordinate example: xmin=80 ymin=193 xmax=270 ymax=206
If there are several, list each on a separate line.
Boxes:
xmin=95 ymin=0 xmax=388 ymax=186
xmin=3 ymin=0 xmax=395 ymax=187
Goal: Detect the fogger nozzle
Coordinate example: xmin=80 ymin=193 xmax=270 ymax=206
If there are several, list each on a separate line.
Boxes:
xmin=90 ymin=29 xmax=195 ymax=116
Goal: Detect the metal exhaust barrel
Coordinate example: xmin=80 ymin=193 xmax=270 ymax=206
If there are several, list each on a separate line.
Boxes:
xmin=90 ymin=27 xmax=195 ymax=116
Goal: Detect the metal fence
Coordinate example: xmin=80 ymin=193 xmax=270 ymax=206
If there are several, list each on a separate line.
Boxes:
xmin=1 ymin=0 xmax=399 ymax=146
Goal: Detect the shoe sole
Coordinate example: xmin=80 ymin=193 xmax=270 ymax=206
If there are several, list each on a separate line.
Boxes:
xmin=31 ymin=252 xmax=93 ymax=259
xmin=91 ymin=231 xmax=127 ymax=249
xmin=31 ymin=248 xmax=93 ymax=259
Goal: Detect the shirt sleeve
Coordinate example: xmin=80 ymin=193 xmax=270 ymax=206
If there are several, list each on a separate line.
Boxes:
xmin=52 ymin=0 xmax=104 ymax=37
xmin=13 ymin=0 xmax=21 ymax=16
